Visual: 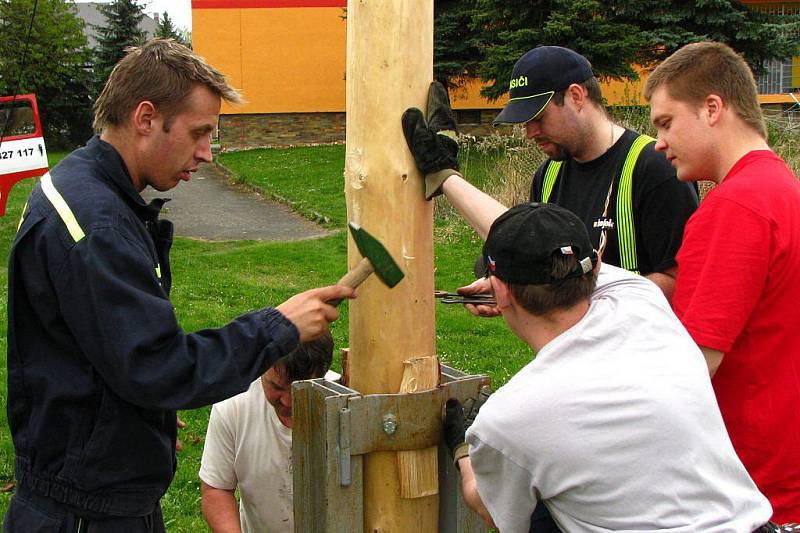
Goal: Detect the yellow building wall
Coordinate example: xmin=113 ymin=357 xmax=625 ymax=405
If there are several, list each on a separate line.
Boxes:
xmin=193 ymin=7 xmax=346 ymax=115
xmin=450 ymin=73 xmax=649 ymax=108
xmin=602 ymin=75 xmax=648 ymax=106
xmin=448 ymin=78 xmax=508 ymax=110
xmin=191 ymin=3 xmax=645 ymax=116
xmin=192 ymin=2 xmax=799 ymax=115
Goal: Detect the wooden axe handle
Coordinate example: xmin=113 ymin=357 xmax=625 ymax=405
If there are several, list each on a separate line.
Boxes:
xmin=327 ymin=257 xmax=374 ymax=306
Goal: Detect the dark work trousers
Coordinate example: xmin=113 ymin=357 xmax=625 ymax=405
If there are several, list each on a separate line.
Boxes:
xmin=3 ymin=485 xmax=166 ymax=533
xmin=530 ymin=502 xmax=562 ymax=532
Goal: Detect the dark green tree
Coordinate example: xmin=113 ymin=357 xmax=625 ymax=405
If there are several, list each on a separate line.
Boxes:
xmin=434 ymin=0 xmax=800 ymax=100
xmin=92 ymin=0 xmax=146 ymax=94
xmin=472 ymin=0 xmax=646 ymax=99
xmin=0 ymin=0 xmax=94 ymax=147
xmin=154 ymin=11 xmax=189 ymax=47
xmin=433 ymin=0 xmax=485 ymax=89
xmin=614 ymin=0 xmax=799 ymax=72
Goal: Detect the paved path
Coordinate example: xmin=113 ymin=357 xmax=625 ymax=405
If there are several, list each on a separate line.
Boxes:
xmin=141 ymin=163 xmax=329 ymax=242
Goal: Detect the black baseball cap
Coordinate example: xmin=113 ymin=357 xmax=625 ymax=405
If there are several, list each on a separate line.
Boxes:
xmin=493 ymin=46 xmax=594 ymax=126
xmin=483 ymin=203 xmax=597 ymax=285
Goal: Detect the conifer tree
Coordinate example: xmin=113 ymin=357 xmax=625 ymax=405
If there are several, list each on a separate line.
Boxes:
xmin=92 ymin=0 xmax=145 ymax=95
xmin=154 ymin=11 xmax=189 ymax=47
xmin=433 ymin=0 xmax=799 ymax=100
xmin=433 ymin=0 xmax=484 ymax=89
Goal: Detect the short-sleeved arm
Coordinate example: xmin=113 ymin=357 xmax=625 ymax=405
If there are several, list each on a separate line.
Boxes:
xmin=199 ymin=403 xmax=238 ymax=491
xmin=672 ymin=197 xmax=770 ymax=352
xmin=633 ymin=147 xmax=698 ymax=273
xmin=468 ymin=434 xmax=539 ymax=533
xmin=52 ymin=226 xmax=298 ymax=410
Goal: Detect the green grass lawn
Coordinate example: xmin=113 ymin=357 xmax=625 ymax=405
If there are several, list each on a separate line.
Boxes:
xmin=8 ymin=125 xmax=796 ymax=528
xmin=1 ymin=145 xmax=529 ymax=528
xmin=219 ymin=145 xmax=348 ymax=226
xmin=9 ymin=125 xmax=796 ymax=528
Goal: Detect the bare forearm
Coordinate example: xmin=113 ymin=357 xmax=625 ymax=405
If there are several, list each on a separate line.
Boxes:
xmin=441 ymin=175 xmax=508 ymax=240
xmin=457 ymin=457 xmax=497 ymax=528
xmin=201 ymin=483 xmax=241 ymax=533
xmin=700 ymin=345 xmax=725 ymax=377
xmin=644 ymin=266 xmax=677 ymax=303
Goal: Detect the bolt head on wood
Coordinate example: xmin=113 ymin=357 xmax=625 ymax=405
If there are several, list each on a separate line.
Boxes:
xmin=382 ymin=413 xmax=398 ymax=435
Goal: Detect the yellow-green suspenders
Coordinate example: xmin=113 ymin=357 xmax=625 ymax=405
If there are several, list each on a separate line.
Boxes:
xmin=541 ymin=161 xmax=561 ymax=206
xmin=540 ymin=134 xmax=655 ymax=274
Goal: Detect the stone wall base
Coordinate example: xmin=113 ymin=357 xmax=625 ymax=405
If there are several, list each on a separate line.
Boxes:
xmin=219 ymin=112 xmax=346 ymax=150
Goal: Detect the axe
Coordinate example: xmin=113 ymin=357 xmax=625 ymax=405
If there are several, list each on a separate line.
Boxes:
xmin=328 ymin=222 xmax=405 ymax=306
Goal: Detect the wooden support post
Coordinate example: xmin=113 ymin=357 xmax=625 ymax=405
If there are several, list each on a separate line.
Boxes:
xmin=344 ymin=0 xmax=437 ymax=531
xmin=397 ymin=356 xmax=441 ymax=499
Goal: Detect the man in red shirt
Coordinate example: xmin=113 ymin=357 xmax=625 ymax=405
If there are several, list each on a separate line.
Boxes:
xmin=644 ymin=41 xmax=800 ymax=523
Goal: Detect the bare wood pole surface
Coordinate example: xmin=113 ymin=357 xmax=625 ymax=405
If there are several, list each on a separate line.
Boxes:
xmin=344 ymin=0 xmax=438 ymax=531
xmin=397 ymin=356 xmax=441 ymax=499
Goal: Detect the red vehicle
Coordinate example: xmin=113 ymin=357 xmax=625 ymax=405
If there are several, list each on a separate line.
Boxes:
xmin=0 ymin=94 xmax=48 ymax=216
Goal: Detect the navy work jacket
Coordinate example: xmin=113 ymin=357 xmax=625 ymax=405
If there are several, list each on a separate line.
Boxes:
xmin=6 ymin=136 xmax=298 ymax=517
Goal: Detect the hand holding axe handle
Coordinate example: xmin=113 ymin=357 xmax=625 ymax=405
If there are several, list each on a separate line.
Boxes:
xmin=327 ymin=222 xmax=405 ymax=306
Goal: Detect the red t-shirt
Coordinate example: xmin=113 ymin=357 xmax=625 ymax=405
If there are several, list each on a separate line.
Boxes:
xmin=673 ymin=151 xmax=800 ymax=522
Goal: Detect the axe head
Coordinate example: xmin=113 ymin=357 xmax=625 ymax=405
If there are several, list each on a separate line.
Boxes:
xmin=348 ymin=222 xmax=405 ymax=288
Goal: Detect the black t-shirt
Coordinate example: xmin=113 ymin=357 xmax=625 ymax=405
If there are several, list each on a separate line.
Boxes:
xmin=529 ymin=129 xmax=698 ymax=275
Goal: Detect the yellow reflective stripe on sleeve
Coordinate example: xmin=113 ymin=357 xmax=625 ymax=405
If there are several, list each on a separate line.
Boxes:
xmin=541 ymin=160 xmax=562 ymax=203
xmin=41 ymin=172 xmax=86 ymax=243
xmin=155 ymin=264 xmax=161 ymax=279
xmin=16 ymin=201 xmax=28 ymax=233
xmin=616 ymin=134 xmax=654 ymax=274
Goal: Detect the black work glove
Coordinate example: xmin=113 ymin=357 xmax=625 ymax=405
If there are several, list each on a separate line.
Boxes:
xmin=401 ymin=81 xmax=461 ymax=200
xmin=443 ymin=386 xmax=492 ymax=469
xmin=427 ymin=79 xmax=458 ymax=133
xmin=444 ymin=399 xmax=469 ymax=466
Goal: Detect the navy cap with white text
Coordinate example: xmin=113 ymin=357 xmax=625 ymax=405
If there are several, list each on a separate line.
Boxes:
xmin=493 ymin=46 xmax=594 ymax=126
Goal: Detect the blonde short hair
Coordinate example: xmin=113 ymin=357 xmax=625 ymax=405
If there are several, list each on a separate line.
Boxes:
xmin=644 ymin=41 xmax=766 ymax=139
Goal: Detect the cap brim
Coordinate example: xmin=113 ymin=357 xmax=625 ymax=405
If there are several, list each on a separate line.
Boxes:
xmin=492 ymin=91 xmax=554 ymax=126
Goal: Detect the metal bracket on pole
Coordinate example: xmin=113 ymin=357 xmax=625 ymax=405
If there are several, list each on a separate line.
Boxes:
xmin=292 ymin=364 xmax=490 ymax=532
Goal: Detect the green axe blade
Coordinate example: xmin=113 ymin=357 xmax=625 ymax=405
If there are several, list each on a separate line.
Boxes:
xmin=348 ymin=222 xmax=405 ymax=288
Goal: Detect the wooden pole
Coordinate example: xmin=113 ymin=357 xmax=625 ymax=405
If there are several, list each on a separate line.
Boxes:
xmin=344 ymin=0 xmax=438 ymax=531
xmin=397 ymin=356 xmax=441 ymax=499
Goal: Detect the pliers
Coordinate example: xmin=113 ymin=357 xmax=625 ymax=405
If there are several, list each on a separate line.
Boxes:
xmin=434 ymin=291 xmax=496 ymax=306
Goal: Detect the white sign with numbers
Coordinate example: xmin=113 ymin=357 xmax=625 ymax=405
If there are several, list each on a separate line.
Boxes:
xmin=0 ymin=136 xmax=48 ymax=177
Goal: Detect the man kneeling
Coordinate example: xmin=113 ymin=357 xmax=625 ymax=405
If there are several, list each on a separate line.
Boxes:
xmin=449 ymin=203 xmax=771 ymax=532
xmin=199 ymin=333 xmax=334 ymax=532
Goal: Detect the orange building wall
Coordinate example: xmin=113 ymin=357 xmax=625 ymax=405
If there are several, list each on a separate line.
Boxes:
xmin=450 ymin=72 xmax=650 ymax=108
xmin=448 ymin=78 xmax=508 ymax=110
xmin=192 ymin=0 xmax=799 ymax=117
xmin=602 ymin=74 xmax=649 ymax=106
xmin=193 ymin=4 xmax=347 ymax=115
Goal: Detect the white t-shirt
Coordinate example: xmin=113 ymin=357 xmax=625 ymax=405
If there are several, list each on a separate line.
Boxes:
xmin=467 ymin=264 xmax=772 ymax=533
xmin=200 ymin=379 xmax=294 ymax=533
